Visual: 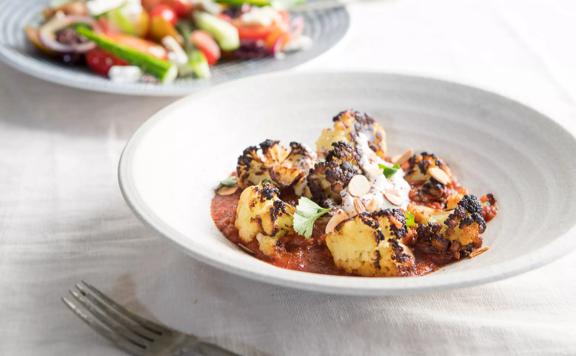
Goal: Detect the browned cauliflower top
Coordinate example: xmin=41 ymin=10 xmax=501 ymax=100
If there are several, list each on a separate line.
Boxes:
xmin=316 ymin=109 xmax=388 ymax=159
xmin=414 ymin=195 xmax=486 ymax=261
xmin=236 ymin=140 xmax=315 ymax=190
xmin=325 ymin=209 xmax=415 ymax=277
xmin=404 ymin=152 xmax=455 ymax=206
xmin=307 ymin=142 xmax=362 ymax=206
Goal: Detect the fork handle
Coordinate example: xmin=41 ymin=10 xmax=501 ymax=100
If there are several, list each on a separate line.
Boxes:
xmin=172 ymin=341 xmax=240 ymax=356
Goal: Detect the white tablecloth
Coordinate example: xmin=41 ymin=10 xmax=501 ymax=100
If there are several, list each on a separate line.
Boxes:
xmin=1 ymin=0 xmax=576 ymax=355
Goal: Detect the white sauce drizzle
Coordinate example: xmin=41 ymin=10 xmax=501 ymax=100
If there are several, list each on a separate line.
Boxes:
xmin=340 ymin=132 xmax=410 ymax=214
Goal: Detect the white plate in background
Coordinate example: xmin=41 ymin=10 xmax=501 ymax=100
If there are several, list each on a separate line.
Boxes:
xmin=0 ymin=0 xmax=349 ymax=96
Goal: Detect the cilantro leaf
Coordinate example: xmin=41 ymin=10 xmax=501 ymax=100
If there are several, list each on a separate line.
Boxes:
xmin=379 ymin=163 xmax=400 ymax=179
xmin=220 ymin=175 xmax=237 ymax=187
xmin=293 ymin=197 xmax=330 ymax=238
xmin=405 ymin=210 xmax=416 ymax=228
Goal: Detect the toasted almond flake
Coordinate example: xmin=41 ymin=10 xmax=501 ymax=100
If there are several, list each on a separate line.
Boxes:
xmin=383 ymin=189 xmax=403 ymax=206
xmin=469 ymin=246 xmax=490 ymax=258
xmin=217 ymin=185 xmax=238 ymax=196
xmin=238 ymin=243 xmax=254 ymax=255
xmin=365 ymin=198 xmax=379 ymax=212
xmin=325 ymin=210 xmax=349 ymax=234
xmin=443 ymin=164 xmax=453 ymax=178
xmin=392 ymin=149 xmax=413 ymax=165
xmin=429 ymin=166 xmax=451 ymax=185
xmin=365 ymin=165 xmax=382 ymax=179
xmin=353 ymin=198 xmax=366 ymax=214
xmin=348 ymin=175 xmax=371 ymax=197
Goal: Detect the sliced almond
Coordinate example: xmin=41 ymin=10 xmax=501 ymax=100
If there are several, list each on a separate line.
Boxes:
xmin=365 ymin=198 xmax=379 ymax=212
xmin=353 ymin=197 xmax=366 ymax=214
xmin=442 ymin=164 xmax=453 ymax=178
xmin=238 ymin=243 xmax=255 ymax=255
xmin=216 ymin=185 xmax=238 ymax=196
xmin=325 ymin=210 xmax=350 ymax=234
xmin=429 ymin=166 xmax=451 ymax=185
xmin=364 ymin=165 xmax=383 ymax=180
xmin=392 ymin=148 xmax=413 ymax=165
xmin=469 ymin=246 xmax=490 ymax=258
xmin=383 ymin=189 xmax=403 ymax=206
xmin=348 ymin=175 xmax=371 ymax=197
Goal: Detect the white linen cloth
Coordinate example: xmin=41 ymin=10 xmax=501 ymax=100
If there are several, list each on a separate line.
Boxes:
xmin=1 ymin=0 xmax=576 ymax=354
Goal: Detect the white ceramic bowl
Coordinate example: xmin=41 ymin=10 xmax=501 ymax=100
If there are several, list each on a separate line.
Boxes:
xmin=119 ymin=72 xmax=576 ymax=295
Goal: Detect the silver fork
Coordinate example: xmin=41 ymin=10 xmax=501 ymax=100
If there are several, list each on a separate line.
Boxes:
xmin=62 ymin=281 xmax=239 ymax=356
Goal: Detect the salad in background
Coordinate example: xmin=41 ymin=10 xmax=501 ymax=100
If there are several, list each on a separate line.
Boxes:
xmin=25 ymin=0 xmax=310 ymax=83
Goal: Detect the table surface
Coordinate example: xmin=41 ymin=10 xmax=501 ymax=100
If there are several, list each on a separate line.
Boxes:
xmin=1 ymin=0 xmax=576 ymax=355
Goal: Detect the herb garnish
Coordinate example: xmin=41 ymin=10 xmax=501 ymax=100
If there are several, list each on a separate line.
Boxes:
xmin=293 ymin=197 xmax=330 ymax=238
xmin=219 ymin=175 xmax=237 ymax=187
xmin=379 ymin=163 xmax=400 ymax=179
xmin=405 ymin=211 xmax=416 ymax=228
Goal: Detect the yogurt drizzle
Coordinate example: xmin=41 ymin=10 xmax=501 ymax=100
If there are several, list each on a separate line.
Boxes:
xmin=340 ymin=132 xmax=411 ymax=214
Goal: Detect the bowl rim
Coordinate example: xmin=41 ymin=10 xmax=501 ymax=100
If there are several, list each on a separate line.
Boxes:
xmin=118 ymin=71 xmax=576 ymax=295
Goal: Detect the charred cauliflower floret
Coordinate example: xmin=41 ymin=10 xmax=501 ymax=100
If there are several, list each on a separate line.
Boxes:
xmin=404 ymin=152 xmax=455 ymax=205
xmin=414 ymin=195 xmax=486 ymax=260
xmin=307 ymin=141 xmax=362 ymax=205
xmin=325 ymin=212 xmax=415 ymax=277
xmin=235 ymin=182 xmax=295 ymax=244
xmin=271 ymin=142 xmax=316 ymax=195
xmin=237 ymin=140 xmax=315 ymax=190
xmin=316 ymin=110 xmax=388 ymax=159
xmin=373 ymin=209 xmax=409 ymax=240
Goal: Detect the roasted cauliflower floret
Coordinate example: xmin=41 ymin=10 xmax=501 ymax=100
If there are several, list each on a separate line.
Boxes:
xmin=404 ymin=152 xmax=455 ymax=205
xmin=237 ymin=140 xmax=315 ymax=190
xmin=235 ymin=182 xmax=295 ymax=244
xmin=373 ymin=208 xmax=409 ymax=240
xmin=271 ymin=142 xmax=316 ymax=193
xmin=316 ymin=110 xmax=388 ymax=159
xmin=325 ymin=212 xmax=415 ymax=277
xmin=414 ymin=195 xmax=486 ymax=260
xmin=307 ymin=141 xmax=362 ymax=205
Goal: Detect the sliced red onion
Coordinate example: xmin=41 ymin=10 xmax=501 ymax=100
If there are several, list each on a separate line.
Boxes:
xmin=39 ymin=16 xmax=101 ymax=53
xmin=291 ymin=16 xmax=304 ymax=38
xmin=270 ymin=17 xmax=305 ymax=55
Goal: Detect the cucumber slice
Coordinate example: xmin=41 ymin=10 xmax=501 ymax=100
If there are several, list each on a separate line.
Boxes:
xmin=216 ymin=0 xmax=271 ymax=7
xmin=179 ymin=50 xmax=211 ymax=79
xmin=193 ymin=12 xmax=240 ymax=51
xmin=76 ymin=26 xmax=177 ymax=83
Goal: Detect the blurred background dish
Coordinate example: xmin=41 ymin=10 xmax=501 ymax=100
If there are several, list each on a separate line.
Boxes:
xmin=0 ymin=0 xmax=349 ymax=96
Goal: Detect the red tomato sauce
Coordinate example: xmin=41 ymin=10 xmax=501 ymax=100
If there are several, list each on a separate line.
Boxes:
xmin=210 ymin=193 xmax=446 ymax=277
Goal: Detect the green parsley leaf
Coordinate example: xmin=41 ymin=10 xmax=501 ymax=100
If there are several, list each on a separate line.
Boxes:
xmin=379 ymin=163 xmax=400 ymax=179
xmin=220 ymin=175 xmax=237 ymax=187
xmin=405 ymin=211 xmax=416 ymax=228
xmin=293 ymin=197 xmax=330 ymax=238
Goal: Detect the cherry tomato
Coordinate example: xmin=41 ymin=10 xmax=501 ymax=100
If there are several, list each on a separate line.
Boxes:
xmin=150 ymin=4 xmax=178 ymax=25
xmin=234 ymin=22 xmax=274 ymax=41
xmin=264 ymin=26 xmax=291 ymax=53
xmin=86 ymin=48 xmax=127 ymax=76
xmin=142 ymin=0 xmax=192 ymax=15
xmin=142 ymin=0 xmax=163 ymax=11
xmin=165 ymin=0 xmax=193 ymax=16
xmin=149 ymin=16 xmax=181 ymax=43
xmin=106 ymin=33 xmax=168 ymax=59
xmin=97 ymin=17 xmax=112 ymax=34
xmin=189 ymin=30 xmax=221 ymax=65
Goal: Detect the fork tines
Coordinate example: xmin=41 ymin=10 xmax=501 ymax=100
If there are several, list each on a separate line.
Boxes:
xmin=62 ymin=281 xmax=168 ymax=356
